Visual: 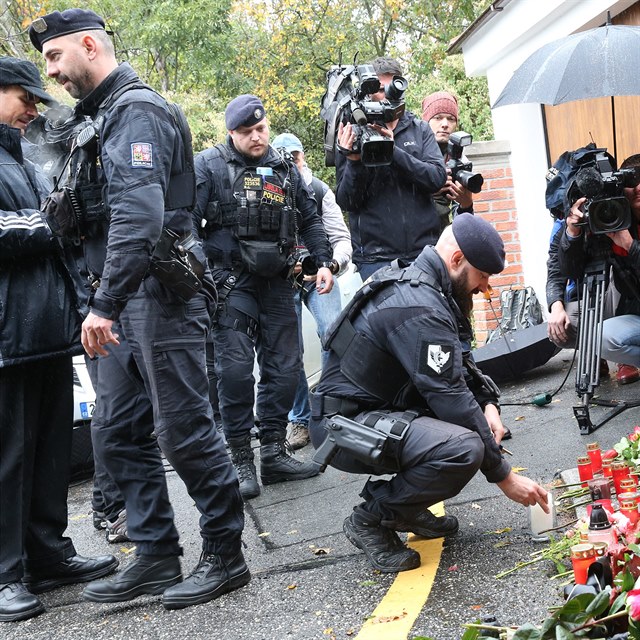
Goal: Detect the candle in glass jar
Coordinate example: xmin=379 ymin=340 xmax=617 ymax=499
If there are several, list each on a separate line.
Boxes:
xmin=620 ymin=498 xmax=640 ymax=526
xmin=602 ymin=458 xmax=613 ymax=478
xmin=571 ymin=543 xmax=596 ymax=585
xmin=586 ymin=442 xmax=603 ymax=474
xmin=611 ymin=460 xmax=630 ymax=495
xmin=528 ymin=492 xmax=555 ymax=542
xmin=577 ymin=456 xmax=593 ymax=487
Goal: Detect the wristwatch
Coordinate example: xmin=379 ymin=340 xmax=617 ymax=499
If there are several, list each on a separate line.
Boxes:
xmin=320 ymin=260 xmax=339 ymax=274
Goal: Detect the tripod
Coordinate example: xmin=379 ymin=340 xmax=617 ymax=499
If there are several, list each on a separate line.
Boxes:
xmin=573 ymin=245 xmax=640 ymax=434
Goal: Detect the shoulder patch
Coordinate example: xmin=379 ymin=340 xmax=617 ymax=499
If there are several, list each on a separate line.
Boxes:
xmin=131 ymin=143 xmax=153 ymax=168
xmin=418 ymin=342 xmax=454 ymax=377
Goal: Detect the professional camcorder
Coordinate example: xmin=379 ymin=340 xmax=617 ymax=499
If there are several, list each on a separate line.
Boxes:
xmin=446 ymin=131 xmax=484 ymax=194
xmin=320 ymin=62 xmax=407 ymax=167
xmin=563 ymin=149 xmax=640 ymax=235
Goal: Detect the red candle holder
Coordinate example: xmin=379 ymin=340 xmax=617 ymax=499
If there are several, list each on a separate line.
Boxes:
xmin=586 ymin=442 xmax=603 ymax=474
xmin=577 ymin=456 xmax=593 ymax=488
xmin=602 ymin=459 xmax=613 ymax=478
xmin=571 ymin=543 xmax=596 ymax=585
xmin=611 ymin=461 xmax=630 ymax=495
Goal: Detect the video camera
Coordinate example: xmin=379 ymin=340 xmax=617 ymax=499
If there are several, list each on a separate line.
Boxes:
xmin=567 ymin=150 xmax=639 ymax=235
xmin=446 ymin=131 xmax=483 ymax=193
xmin=320 ymin=62 xmax=407 ymax=167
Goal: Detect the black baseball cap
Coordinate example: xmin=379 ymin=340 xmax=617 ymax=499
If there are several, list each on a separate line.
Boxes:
xmin=0 ymin=56 xmax=56 ymax=105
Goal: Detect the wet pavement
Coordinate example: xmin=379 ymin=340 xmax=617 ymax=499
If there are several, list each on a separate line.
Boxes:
xmin=5 ymin=349 xmax=640 ymax=640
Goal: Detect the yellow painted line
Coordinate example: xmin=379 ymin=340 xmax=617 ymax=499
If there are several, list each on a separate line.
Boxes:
xmin=354 ymin=503 xmax=445 ymax=640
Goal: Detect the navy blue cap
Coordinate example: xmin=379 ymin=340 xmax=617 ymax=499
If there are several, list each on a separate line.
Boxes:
xmin=0 ymin=56 xmax=56 ymax=105
xmin=225 ymin=95 xmax=266 ymax=131
xmin=452 ymin=213 xmax=505 ymax=274
xmin=29 ymin=9 xmax=106 ymax=52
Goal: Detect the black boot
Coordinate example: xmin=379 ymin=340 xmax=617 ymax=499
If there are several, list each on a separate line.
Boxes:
xmin=0 ymin=583 xmax=44 ymax=622
xmin=259 ymin=429 xmax=320 ymax=485
xmin=162 ymin=550 xmax=250 ymax=610
xmin=228 ymin=436 xmax=260 ymax=499
xmin=343 ymin=505 xmax=421 ymax=573
xmin=382 ymin=509 xmax=459 ymax=539
xmin=82 ymin=555 xmax=182 ymax=603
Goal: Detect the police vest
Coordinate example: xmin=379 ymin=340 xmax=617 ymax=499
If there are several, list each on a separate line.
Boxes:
xmin=324 ymin=262 xmax=441 ymax=403
xmin=204 ymin=144 xmax=298 ymax=277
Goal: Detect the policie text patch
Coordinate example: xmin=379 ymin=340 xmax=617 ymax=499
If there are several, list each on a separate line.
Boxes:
xmin=131 ymin=143 xmax=153 ymax=168
xmin=418 ymin=342 xmax=454 ymax=377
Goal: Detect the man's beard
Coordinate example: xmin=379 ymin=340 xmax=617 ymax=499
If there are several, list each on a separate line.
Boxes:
xmin=451 ymin=270 xmax=474 ymax=318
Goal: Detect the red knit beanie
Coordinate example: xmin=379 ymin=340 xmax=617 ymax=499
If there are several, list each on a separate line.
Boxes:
xmin=421 ymin=91 xmax=458 ymax=123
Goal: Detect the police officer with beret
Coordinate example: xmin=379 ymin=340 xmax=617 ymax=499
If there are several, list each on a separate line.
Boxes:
xmin=309 ymin=214 xmax=548 ymax=572
xmin=0 ymin=55 xmax=118 ymax=622
xmin=29 ymin=9 xmax=246 ymax=610
xmin=194 ymin=95 xmax=334 ymax=499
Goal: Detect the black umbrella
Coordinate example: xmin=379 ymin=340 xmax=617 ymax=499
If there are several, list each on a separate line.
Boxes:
xmin=493 ymin=22 xmax=640 ymax=108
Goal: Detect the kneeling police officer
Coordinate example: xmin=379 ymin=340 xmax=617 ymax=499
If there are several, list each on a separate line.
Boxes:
xmin=310 ymin=214 xmax=548 ymax=572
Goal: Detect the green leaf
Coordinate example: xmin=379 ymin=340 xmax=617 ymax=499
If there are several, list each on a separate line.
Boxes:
xmin=460 ymin=629 xmax=480 ymax=640
xmin=555 ymin=594 xmax=594 ymax=620
xmin=512 ymin=623 xmax=543 ymax=639
xmin=630 ymin=619 xmax=640 ymax=640
xmin=585 ymin=589 xmax=612 ymax=616
xmin=629 ymin=543 xmax=640 ymax=555
xmin=554 ymin=625 xmax=577 ymax=640
xmin=610 ymin=590 xmax=628 ymax=614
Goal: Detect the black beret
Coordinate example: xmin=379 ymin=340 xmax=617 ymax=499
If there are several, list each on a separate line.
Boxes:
xmin=0 ymin=56 xmax=56 ymax=105
xmin=452 ymin=213 xmax=505 ymax=274
xmin=225 ymin=95 xmax=266 ymax=131
xmin=29 ymin=9 xmax=106 ymax=52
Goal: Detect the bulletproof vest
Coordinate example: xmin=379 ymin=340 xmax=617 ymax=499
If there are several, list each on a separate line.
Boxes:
xmin=324 ymin=262 xmax=441 ymax=403
xmin=204 ymin=144 xmax=298 ymax=276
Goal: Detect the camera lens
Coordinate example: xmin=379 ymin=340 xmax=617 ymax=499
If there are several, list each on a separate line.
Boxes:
xmin=385 ymin=76 xmax=408 ymax=101
xmin=588 ymin=197 xmax=632 ymax=234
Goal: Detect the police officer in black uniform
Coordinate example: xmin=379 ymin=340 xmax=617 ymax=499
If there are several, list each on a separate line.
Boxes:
xmin=0 ymin=56 xmax=117 ymax=623
xmin=309 ymin=214 xmax=549 ymax=572
xmin=194 ymin=95 xmax=335 ymax=499
xmin=30 ymin=9 xmax=246 ymax=610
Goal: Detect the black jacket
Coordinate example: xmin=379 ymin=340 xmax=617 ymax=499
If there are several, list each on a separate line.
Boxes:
xmin=316 ymin=245 xmax=510 ymax=483
xmin=557 ymin=225 xmax=640 ymax=316
xmin=0 ymin=124 xmax=85 ymax=367
xmin=193 ymin=140 xmax=331 ymax=266
xmin=74 ymin=63 xmax=202 ymax=320
xmin=334 ymin=111 xmax=446 ymax=264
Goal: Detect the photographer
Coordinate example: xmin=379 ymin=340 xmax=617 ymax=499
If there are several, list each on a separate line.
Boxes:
xmin=422 ymin=91 xmax=474 ymax=231
xmin=335 ymin=57 xmax=447 ymax=281
xmin=558 ymin=154 xmax=640 ymax=377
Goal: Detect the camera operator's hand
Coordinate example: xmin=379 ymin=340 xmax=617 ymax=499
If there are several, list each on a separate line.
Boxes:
xmin=337 ymin=122 xmax=361 ymax=161
xmin=449 ymin=180 xmax=473 ymax=209
xmin=370 ymin=123 xmax=394 ymax=141
xmin=566 ymin=197 xmax=587 ymax=237
xmin=547 ymin=300 xmax=571 ymax=344
xmin=497 ymin=472 xmax=549 ymax=512
xmin=607 ymin=228 xmax=634 ymax=252
xmin=314 ymin=267 xmax=334 ymax=295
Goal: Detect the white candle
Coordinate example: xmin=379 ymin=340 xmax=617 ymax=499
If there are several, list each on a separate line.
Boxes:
xmin=529 ymin=492 xmax=555 ymax=542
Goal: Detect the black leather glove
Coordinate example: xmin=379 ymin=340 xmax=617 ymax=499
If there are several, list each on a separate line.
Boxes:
xmin=42 ymin=187 xmax=80 ymax=237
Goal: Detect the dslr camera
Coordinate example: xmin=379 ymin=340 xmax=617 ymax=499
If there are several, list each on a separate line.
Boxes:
xmin=569 ymin=150 xmax=639 ymax=235
xmin=320 ymin=62 xmax=407 ymax=167
xmin=446 ymin=131 xmax=484 ymax=194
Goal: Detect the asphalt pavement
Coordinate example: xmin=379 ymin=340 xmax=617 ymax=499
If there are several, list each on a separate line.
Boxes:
xmin=5 ymin=349 xmax=640 ymax=640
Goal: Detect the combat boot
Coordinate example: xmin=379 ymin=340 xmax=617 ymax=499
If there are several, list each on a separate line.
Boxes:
xmin=259 ymin=428 xmax=320 ymax=485
xmin=382 ymin=509 xmax=459 ymax=539
xmin=228 ymin=436 xmax=260 ymax=499
xmin=343 ymin=505 xmax=421 ymax=573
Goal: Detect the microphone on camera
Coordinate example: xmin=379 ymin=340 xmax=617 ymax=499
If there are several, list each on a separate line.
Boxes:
xmin=574 ymin=166 xmax=603 ymax=198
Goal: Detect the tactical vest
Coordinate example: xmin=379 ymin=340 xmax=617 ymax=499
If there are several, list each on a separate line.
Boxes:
xmin=324 ymin=262 xmax=441 ymax=403
xmin=204 ymin=144 xmax=298 ymax=277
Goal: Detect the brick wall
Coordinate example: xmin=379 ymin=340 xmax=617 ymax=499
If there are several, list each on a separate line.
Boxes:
xmin=465 ymin=141 xmax=524 ymax=345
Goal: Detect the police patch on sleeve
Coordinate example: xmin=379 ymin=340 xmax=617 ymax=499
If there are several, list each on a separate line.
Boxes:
xmin=131 ymin=143 xmax=153 ymax=168
xmin=418 ymin=342 xmax=454 ymax=377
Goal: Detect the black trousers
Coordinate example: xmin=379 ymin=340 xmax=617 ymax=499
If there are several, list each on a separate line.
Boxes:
xmin=212 ymin=272 xmax=300 ymax=441
xmin=91 ymin=277 xmax=244 ymax=557
xmin=0 ymin=356 xmax=76 ymax=584
xmin=309 ymin=410 xmax=484 ymax=522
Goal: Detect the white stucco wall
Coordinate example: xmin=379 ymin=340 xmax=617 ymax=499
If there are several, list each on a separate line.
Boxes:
xmin=457 ymin=0 xmax=637 ymax=309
